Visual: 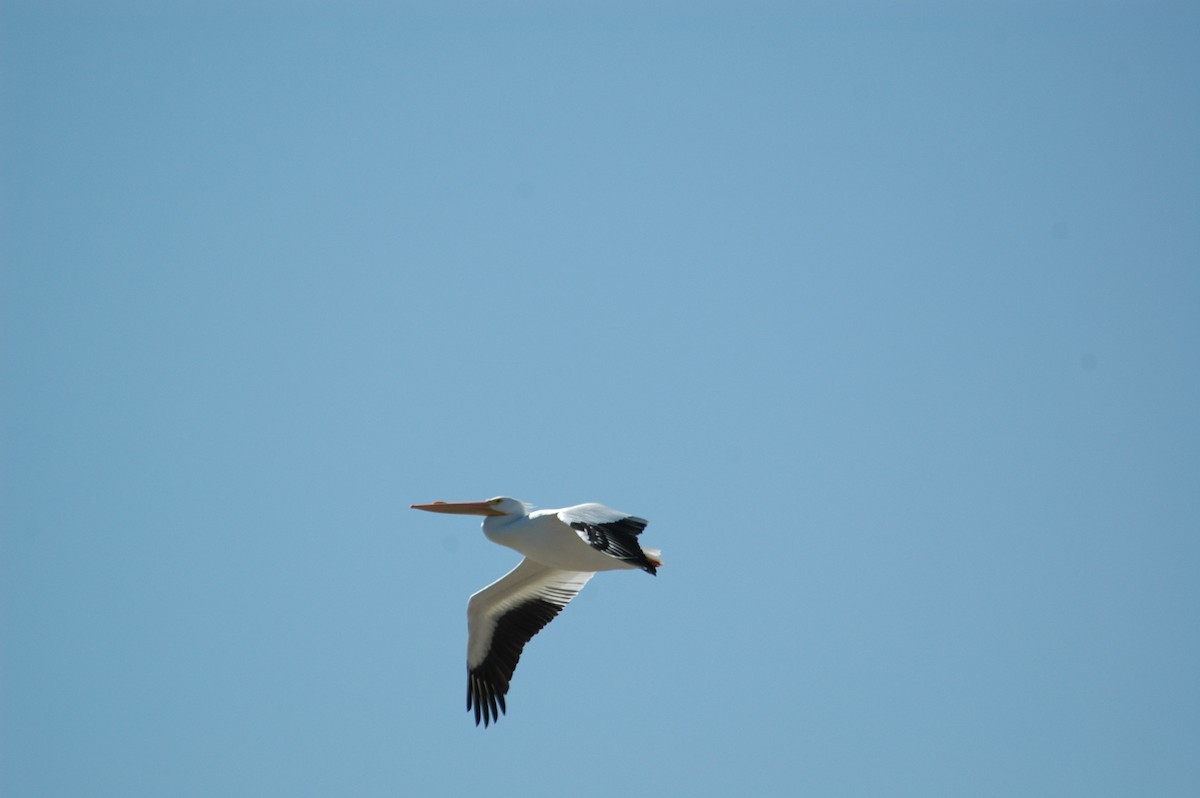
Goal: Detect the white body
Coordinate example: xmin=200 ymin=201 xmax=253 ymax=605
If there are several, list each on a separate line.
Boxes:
xmin=410 ymin=496 xmax=661 ymax=726
xmin=483 ymin=506 xmax=641 ymax=572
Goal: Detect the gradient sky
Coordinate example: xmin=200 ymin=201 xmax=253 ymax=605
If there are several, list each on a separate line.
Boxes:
xmin=3 ymin=2 xmax=1198 ymax=796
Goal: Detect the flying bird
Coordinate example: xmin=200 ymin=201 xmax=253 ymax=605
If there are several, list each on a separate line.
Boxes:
xmin=410 ymin=497 xmax=662 ymax=727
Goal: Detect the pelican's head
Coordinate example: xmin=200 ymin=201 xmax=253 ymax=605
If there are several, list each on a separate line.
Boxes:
xmin=411 ymin=496 xmax=530 ymax=517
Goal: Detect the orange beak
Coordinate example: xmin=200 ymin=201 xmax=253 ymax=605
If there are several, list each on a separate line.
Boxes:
xmin=410 ymin=500 xmax=505 ymax=517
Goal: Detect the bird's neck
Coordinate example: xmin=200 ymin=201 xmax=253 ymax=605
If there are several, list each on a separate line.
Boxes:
xmin=482 ymin=512 xmax=526 ymax=542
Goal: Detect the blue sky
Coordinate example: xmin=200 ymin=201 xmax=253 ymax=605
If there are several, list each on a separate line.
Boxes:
xmin=2 ymin=2 xmax=1198 ymax=796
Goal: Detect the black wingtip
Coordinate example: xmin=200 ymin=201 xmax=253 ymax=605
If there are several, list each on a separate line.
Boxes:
xmin=468 ymin=670 xmax=507 ymax=728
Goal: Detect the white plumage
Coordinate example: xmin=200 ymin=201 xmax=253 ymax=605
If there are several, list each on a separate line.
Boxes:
xmin=411 ymin=496 xmax=662 ymax=726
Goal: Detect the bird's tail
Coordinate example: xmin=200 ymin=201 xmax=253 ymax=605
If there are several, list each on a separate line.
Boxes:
xmin=643 ymin=548 xmax=663 ymax=569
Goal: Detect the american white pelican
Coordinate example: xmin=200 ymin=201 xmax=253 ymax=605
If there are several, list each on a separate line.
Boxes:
xmin=410 ymin=497 xmax=662 ymax=727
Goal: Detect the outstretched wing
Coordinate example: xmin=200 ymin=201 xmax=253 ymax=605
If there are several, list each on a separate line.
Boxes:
xmin=558 ymin=503 xmax=657 ymax=575
xmin=465 ymin=559 xmax=594 ymax=727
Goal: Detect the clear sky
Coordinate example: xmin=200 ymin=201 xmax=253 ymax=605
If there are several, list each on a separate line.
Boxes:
xmin=2 ymin=2 xmax=1198 ymax=796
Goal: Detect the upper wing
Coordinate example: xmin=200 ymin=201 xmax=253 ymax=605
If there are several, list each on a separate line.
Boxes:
xmin=558 ymin=503 xmax=657 ymax=575
xmin=465 ymin=558 xmax=594 ymax=727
